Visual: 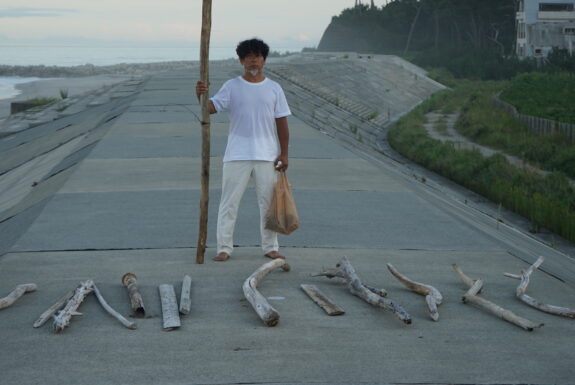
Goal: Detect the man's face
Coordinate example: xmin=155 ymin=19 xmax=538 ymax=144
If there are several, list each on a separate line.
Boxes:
xmin=240 ymin=52 xmax=265 ymax=75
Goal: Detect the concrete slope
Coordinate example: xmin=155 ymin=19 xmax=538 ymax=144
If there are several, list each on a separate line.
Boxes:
xmin=0 ymin=64 xmax=574 ymax=385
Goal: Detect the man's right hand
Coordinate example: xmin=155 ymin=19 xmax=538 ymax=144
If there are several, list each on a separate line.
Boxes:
xmin=196 ymin=81 xmax=209 ymax=101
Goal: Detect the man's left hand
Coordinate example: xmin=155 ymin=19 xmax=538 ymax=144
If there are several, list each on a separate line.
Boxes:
xmin=274 ymin=155 xmax=288 ymax=171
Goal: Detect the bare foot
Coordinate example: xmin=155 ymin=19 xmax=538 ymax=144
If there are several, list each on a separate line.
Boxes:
xmin=213 ymin=252 xmax=230 ymax=262
xmin=264 ymin=251 xmax=285 ymax=260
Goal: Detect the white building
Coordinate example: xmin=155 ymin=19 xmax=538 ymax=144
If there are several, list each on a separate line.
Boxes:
xmin=516 ymin=0 xmax=575 ymax=58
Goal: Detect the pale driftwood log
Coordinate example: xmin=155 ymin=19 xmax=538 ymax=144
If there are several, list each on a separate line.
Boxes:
xmin=243 ymin=259 xmax=290 ymax=327
xmin=92 ymin=284 xmax=137 ymax=330
xmin=159 ymin=284 xmax=181 ymax=330
xmin=387 ymin=263 xmax=443 ymax=321
xmin=53 ymin=280 xmax=94 ymax=333
xmin=0 ymin=283 xmax=37 ymax=310
xmin=33 ymin=289 xmax=75 ymax=328
xmin=504 ymin=256 xmax=575 ymax=318
xmin=179 ymin=275 xmax=192 ymax=315
xmin=312 ymin=269 xmax=388 ymax=297
xmin=315 ymin=257 xmax=411 ymax=324
xmin=121 ymin=273 xmax=145 ymax=318
xmin=452 ymin=264 xmax=543 ymax=331
xmin=301 ymin=284 xmax=345 ymax=316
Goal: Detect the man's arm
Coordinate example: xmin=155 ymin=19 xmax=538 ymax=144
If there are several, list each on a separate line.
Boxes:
xmin=195 ymin=81 xmax=217 ymax=114
xmin=275 ymin=117 xmax=289 ymax=171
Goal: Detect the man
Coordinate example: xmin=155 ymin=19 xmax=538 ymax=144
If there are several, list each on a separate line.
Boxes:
xmin=195 ymin=38 xmax=291 ymax=262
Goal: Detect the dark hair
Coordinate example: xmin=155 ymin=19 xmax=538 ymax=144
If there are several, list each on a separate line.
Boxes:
xmin=236 ymin=38 xmax=270 ymax=60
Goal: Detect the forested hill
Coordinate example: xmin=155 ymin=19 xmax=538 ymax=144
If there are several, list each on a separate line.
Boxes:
xmin=318 ymin=0 xmax=516 ymax=58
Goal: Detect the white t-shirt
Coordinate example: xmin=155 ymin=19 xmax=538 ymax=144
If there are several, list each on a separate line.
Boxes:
xmin=210 ymin=76 xmax=291 ymax=162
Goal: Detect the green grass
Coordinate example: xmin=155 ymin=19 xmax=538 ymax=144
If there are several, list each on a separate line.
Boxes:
xmin=388 ymin=84 xmax=575 ymax=243
xmin=25 ymin=97 xmax=58 ymax=106
xmin=500 ymin=72 xmax=575 ymax=124
xmin=456 ymin=82 xmax=575 ymax=179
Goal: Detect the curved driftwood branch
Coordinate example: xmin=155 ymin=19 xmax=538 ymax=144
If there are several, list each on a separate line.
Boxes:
xmin=93 ymin=284 xmax=137 ymax=330
xmin=34 ymin=289 xmax=75 ymax=328
xmin=53 ymin=280 xmax=94 ymax=333
xmin=0 ymin=283 xmax=37 ymax=310
xmin=504 ymin=256 xmax=575 ymax=318
xmin=122 ymin=273 xmax=145 ymax=318
xmin=243 ymin=259 xmax=290 ymax=327
xmin=452 ymin=264 xmax=543 ymax=331
xmin=387 ymin=263 xmax=443 ymax=321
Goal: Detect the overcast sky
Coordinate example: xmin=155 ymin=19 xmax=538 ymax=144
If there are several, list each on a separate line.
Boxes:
xmin=0 ymin=1 xmax=389 ymax=49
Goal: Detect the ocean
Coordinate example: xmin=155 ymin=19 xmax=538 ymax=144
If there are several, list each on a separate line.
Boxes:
xmin=0 ymin=44 xmax=300 ymax=100
xmin=0 ymin=45 xmax=299 ymax=66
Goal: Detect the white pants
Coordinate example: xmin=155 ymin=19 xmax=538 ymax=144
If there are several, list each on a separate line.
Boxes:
xmin=217 ymin=161 xmax=279 ymax=255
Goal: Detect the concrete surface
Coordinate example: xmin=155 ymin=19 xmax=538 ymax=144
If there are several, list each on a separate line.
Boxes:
xmin=1 ymin=61 xmax=575 ymax=385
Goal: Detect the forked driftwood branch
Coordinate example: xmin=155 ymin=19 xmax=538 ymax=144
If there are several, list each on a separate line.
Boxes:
xmin=34 ymin=289 xmax=75 ymax=328
xmin=387 ymin=263 xmax=443 ymax=321
xmin=53 ymin=280 xmax=94 ymax=333
xmin=315 ymin=257 xmax=411 ymax=324
xmin=51 ymin=280 xmax=137 ymax=332
xmin=0 ymin=283 xmax=37 ymax=310
xmin=93 ymin=284 xmax=137 ymax=330
xmin=452 ymin=264 xmax=543 ymax=331
xmin=312 ymin=268 xmax=388 ymax=297
xmin=122 ymin=273 xmax=145 ymax=318
xmin=504 ymin=256 xmax=575 ymax=318
xmin=243 ymin=259 xmax=291 ymax=327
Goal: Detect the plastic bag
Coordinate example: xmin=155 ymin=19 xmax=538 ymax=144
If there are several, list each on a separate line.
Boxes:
xmin=265 ymin=172 xmax=299 ymax=235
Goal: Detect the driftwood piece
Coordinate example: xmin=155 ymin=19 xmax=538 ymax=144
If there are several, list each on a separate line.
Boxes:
xmin=159 ymin=284 xmax=181 ymax=330
xmin=53 ymin=280 xmax=94 ymax=333
xmin=504 ymin=256 xmax=575 ymax=318
xmin=121 ymin=273 xmax=145 ymax=318
xmin=315 ymin=257 xmax=411 ymax=324
xmin=312 ymin=270 xmax=387 ymax=297
xmin=93 ymin=284 xmax=137 ymax=330
xmin=452 ymin=264 xmax=543 ymax=331
xmin=301 ymin=284 xmax=345 ymax=316
xmin=243 ymin=259 xmax=290 ymax=327
xmin=0 ymin=283 xmax=37 ymax=310
xmin=387 ymin=263 xmax=443 ymax=321
xmin=179 ymin=275 xmax=192 ymax=315
xmin=33 ymin=289 xmax=75 ymax=328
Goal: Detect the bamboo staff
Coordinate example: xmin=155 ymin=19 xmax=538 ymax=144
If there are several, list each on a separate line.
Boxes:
xmin=196 ymin=0 xmax=213 ymax=264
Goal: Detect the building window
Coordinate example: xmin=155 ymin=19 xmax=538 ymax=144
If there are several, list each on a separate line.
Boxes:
xmin=539 ymin=3 xmax=574 ymax=12
xmin=535 ymin=48 xmax=543 ymax=55
xmin=565 ymin=27 xmax=575 ymax=34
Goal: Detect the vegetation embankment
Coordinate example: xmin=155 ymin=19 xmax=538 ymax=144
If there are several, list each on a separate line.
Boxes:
xmin=388 ymin=77 xmax=575 ymax=243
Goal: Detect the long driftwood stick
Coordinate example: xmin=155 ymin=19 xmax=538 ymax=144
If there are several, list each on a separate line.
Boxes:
xmin=452 ymin=264 xmax=543 ymax=331
xmin=316 ymin=257 xmax=411 ymax=324
xmin=243 ymin=259 xmax=290 ymax=327
xmin=179 ymin=275 xmax=192 ymax=315
xmin=122 ymin=273 xmax=145 ymax=318
xmin=387 ymin=263 xmax=443 ymax=321
xmin=53 ymin=280 xmax=94 ymax=333
xmin=0 ymin=283 xmax=37 ymax=310
xmin=195 ymin=0 xmax=213 ymax=264
xmin=301 ymin=284 xmax=345 ymax=316
xmin=33 ymin=289 xmax=75 ymax=328
xmin=159 ymin=284 xmax=181 ymax=330
xmin=93 ymin=284 xmax=137 ymax=330
xmin=504 ymin=256 xmax=575 ymax=318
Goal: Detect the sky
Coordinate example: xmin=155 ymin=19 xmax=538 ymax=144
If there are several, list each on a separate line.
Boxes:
xmin=0 ymin=1 xmax=390 ymax=50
